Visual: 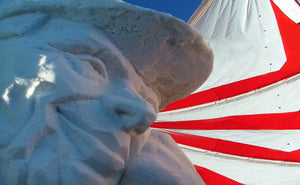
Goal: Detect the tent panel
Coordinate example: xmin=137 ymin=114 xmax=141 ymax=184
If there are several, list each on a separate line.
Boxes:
xmin=191 ymin=0 xmax=286 ymax=93
xmin=181 ymin=145 xmax=300 ymax=185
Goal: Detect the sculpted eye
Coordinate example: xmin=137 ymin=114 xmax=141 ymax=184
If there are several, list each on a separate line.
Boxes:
xmin=74 ymin=54 xmax=108 ymax=80
xmin=47 ymin=41 xmax=109 ymax=80
xmin=0 ymin=13 xmax=49 ymax=39
xmin=85 ymin=59 xmax=108 ymax=78
xmin=95 ymin=48 xmax=129 ymax=79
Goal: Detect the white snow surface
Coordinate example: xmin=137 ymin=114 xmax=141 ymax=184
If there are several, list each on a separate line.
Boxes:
xmin=0 ymin=0 xmax=213 ymax=185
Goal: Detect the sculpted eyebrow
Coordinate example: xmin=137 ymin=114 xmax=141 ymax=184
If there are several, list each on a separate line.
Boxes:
xmin=49 ymin=39 xmax=129 ymax=80
xmin=0 ymin=13 xmax=49 ymax=40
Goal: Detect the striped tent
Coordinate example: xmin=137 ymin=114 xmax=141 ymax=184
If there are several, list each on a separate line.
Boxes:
xmin=152 ymin=0 xmax=300 ymax=184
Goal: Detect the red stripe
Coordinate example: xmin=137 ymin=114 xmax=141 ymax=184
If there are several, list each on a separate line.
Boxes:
xmin=161 ymin=46 xmax=300 ymax=112
xmin=161 ymin=130 xmax=300 ymax=162
xmin=270 ymin=1 xmax=300 ymax=58
xmin=194 ymin=165 xmax=243 ymax=185
xmin=152 ymin=112 xmax=300 ymax=130
xmin=161 ymin=1 xmax=300 ymax=112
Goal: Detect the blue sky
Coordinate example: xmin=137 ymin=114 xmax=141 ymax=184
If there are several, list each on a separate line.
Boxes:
xmin=123 ymin=0 xmax=202 ymax=22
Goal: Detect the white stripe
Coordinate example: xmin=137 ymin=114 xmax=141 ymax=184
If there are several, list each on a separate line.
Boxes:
xmin=166 ymin=129 xmax=300 ymax=152
xmin=190 ymin=0 xmax=286 ymax=93
xmin=273 ymin=0 xmax=300 ymax=23
xmin=180 ymin=145 xmax=300 ymax=185
xmin=157 ymin=73 xmax=300 ymax=121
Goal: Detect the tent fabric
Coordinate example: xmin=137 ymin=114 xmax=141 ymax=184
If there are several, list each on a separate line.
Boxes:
xmin=188 ymin=0 xmax=286 ymax=93
xmin=152 ymin=112 xmax=300 ymax=130
xmin=152 ymin=0 xmax=300 ymax=184
xmin=160 ymin=0 xmax=300 ymax=112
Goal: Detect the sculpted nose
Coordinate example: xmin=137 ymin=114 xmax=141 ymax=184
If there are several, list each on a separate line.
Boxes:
xmin=102 ymin=89 xmax=157 ymax=135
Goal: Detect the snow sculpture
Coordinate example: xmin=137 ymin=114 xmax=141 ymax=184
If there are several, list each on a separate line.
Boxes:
xmin=0 ymin=0 xmax=213 ymax=184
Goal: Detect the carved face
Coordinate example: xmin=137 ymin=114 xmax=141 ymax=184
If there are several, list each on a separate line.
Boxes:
xmin=0 ymin=15 xmax=158 ymax=184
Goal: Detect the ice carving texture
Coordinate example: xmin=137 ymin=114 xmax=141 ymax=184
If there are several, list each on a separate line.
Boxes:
xmin=0 ymin=0 xmax=213 ymax=184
